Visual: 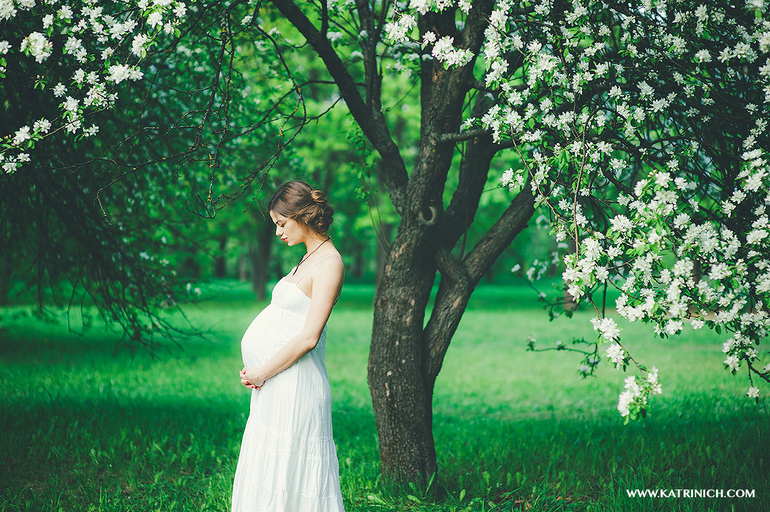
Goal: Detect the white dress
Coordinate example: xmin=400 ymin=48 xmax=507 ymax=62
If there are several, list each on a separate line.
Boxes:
xmin=232 ymin=257 xmax=345 ymax=512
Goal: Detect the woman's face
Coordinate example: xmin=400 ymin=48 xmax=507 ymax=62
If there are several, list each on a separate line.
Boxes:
xmin=270 ymin=211 xmax=303 ymax=246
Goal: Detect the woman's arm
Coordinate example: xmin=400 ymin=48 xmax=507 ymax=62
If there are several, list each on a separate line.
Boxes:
xmin=241 ymin=255 xmax=343 ymax=389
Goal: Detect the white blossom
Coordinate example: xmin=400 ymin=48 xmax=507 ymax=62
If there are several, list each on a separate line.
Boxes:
xmin=593 ymin=317 xmax=621 ymax=342
xmin=695 ymin=49 xmax=711 ymax=62
xmin=106 ymin=64 xmax=143 ymax=84
xmin=147 ymin=10 xmax=162 ymax=28
xmin=605 ymin=343 xmax=625 ymax=367
xmin=131 ymin=33 xmax=148 ymax=57
xmin=609 ymin=215 xmax=633 ymax=234
xmin=20 ymin=32 xmax=52 ymax=62
xmin=0 ymin=0 xmax=17 ymax=21
xmin=33 ymin=118 xmax=51 ymax=133
xmin=53 ymin=83 xmax=67 ymax=97
xmin=724 ymin=355 xmax=740 ymax=372
xmin=12 ymin=126 xmax=31 ymax=146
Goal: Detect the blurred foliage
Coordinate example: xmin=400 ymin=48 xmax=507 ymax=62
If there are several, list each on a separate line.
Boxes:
xmin=0 ymin=0 xmax=558 ymax=345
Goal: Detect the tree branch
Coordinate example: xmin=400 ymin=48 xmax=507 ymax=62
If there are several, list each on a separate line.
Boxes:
xmin=407 ymin=0 xmax=496 ymax=223
xmin=424 ymin=184 xmax=536 ymax=385
xmin=437 ymin=128 xmax=491 ymax=143
xmin=464 ymin=183 xmax=536 ymax=282
xmin=268 ymin=0 xmax=409 ymax=213
xmin=423 ymin=248 xmax=472 ymax=384
xmin=439 ymin=94 xmax=496 ymax=248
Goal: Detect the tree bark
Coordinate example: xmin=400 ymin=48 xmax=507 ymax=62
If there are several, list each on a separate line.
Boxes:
xmin=214 ymin=236 xmax=227 ymax=278
xmin=369 ymin=182 xmax=536 ymax=483
xmin=239 ymin=250 xmax=248 ymax=283
xmin=0 ymin=245 xmax=10 ymax=305
xmin=368 ymin=223 xmax=439 ymax=481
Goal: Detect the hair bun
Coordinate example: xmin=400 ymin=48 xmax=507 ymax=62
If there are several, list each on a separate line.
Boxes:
xmin=269 ymin=181 xmax=334 ymax=235
xmin=310 ymin=189 xmax=326 ymax=204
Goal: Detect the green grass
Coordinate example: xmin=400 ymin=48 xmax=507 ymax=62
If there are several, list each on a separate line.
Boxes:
xmin=1 ymin=280 xmax=768 ymax=511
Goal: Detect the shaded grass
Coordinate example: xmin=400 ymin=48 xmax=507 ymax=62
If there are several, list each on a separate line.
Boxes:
xmin=1 ymin=280 xmax=768 ymax=511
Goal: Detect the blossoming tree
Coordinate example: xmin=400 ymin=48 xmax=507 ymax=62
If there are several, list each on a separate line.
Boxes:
xmin=0 ymin=0 xmax=196 ymax=340
xmin=0 ymin=0 xmax=305 ymax=336
xmin=269 ymin=0 xmax=770 ymax=480
xmin=3 ymin=0 xmax=769 ymax=482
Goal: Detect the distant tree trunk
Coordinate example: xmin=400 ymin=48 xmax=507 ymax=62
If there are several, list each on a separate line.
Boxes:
xmin=214 ymin=236 xmax=227 ymax=278
xmin=351 ymin=250 xmax=364 ymax=280
xmin=250 ymin=220 xmax=274 ymax=300
xmin=239 ymin=250 xmax=248 ymax=282
xmin=179 ymin=254 xmax=201 ymax=278
xmin=0 ymin=247 xmax=10 ymax=305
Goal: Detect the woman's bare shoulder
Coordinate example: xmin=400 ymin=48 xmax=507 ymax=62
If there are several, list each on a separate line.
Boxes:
xmin=315 ymin=250 xmax=344 ymax=273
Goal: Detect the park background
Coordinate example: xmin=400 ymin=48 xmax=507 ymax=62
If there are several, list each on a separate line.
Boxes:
xmin=2 ymin=0 xmax=770 ymax=510
xmin=2 ymin=118 xmax=767 ymax=510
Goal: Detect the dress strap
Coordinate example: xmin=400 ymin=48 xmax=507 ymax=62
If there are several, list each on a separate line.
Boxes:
xmin=294 ymin=253 xmax=343 ymax=285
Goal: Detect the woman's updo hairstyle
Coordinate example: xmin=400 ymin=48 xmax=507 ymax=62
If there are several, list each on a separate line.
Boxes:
xmin=268 ymin=181 xmax=334 ymax=235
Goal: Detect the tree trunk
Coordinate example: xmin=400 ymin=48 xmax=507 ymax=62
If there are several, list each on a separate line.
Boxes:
xmin=0 ymin=246 xmax=10 ymax=305
xmin=268 ymin=0 xmax=507 ymax=484
xmin=351 ymin=250 xmax=364 ymax=280
xmin=368 ymin=182 xmax=536 ymax=482
xmin=214 ymin=236 xmax=227 ymax=278
xmin=368 ymin=225 xmax=438 ymax=481
xmin=239 ymin=250 xmax=248 ymax=282
xmin=250 ymin=220 xmax=274 ymax=300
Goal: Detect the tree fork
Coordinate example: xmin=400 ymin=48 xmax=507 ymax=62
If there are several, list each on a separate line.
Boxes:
xmin=426 ymin=186 xmax=537 ymax=388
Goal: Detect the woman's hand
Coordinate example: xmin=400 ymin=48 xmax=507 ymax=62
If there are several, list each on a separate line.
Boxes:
xmin=240 ymin=367 xmax=266 ymax=390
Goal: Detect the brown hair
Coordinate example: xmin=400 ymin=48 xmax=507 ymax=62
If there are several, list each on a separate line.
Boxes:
xmin=268 ymin=181 xmax=334 ymax=235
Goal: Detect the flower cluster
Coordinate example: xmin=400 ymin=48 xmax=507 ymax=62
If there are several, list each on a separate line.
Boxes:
xmin=384 ymin=2 xmax=475 ymax=70
xmin=617 ymin=367 xmax=663 ymax=423
xmin=1 ymin=0 xmax=187 ymax=174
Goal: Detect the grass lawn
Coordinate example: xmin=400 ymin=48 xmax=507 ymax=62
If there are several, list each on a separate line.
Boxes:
xmin=0 ymin=280 xmax=767 ymax=511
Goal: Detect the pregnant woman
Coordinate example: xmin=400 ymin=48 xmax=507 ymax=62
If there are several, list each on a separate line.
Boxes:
xmin=232 ymin=181 xmax=345 ymax=512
